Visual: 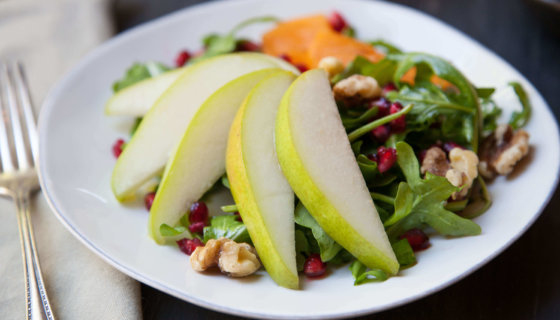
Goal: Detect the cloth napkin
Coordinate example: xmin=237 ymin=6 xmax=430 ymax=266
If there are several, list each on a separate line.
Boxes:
xmin=0 ymin=0 xmax=142 ymax=318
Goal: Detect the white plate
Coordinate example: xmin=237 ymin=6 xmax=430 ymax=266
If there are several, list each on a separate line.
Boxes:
xmin=38 ymin=0 xmax=560 ymax=318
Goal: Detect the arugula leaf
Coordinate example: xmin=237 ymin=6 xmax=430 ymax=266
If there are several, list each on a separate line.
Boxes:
xmin=386 ymin=142 xmax=481 ymax=239
xmin=113 ymin=62 xmax=170 ymax=92
xmin=221 ymin=174 xmax=231 ymax=189
xmin=220 ymin=204 xmax=238 ymax=213
xmin=461 ymin=176 xmax=492 ymax=219
xmin=383 ymin=182 xmax=414 ymax=226
xmin=508 ymin=81 xmax=531 ymax=129
xmin=392 ymin=53 xmax=481 ymax=151
xmin=193 ymin=16 xmax=278 ymax=62
xmin=356 ymin=155 xmax=397 ymax=187
xmin=341 ymin=26 xmax=356 ymax=38
xmin=203 ymin=215 xmax=250 ymax=243
xmin=369 ymin=40 xmax=403 ymax=55
xmin=294 ymin=203 xmax=342 ymax=262
xmin=476 ymin=87 xmax=495 ymax=99
xmin=160 ymin=224 xmax=187 ymax=237
xmin=348 ymin=103 xmax=413 ymax=142
xmin=480 ymin=96 xmax=502 ymax=133
xmin=341 ymin=106 xmax=379 ymax=130
xmin=332 ymin=55 xmax=398 ymax=86
xmin=391 ymin=238 xmax=416 ymax=267
xmin=329 ymin=249 xmax=354 ymax=265
xmin=349 ymin=260 xmax=388 ymax=285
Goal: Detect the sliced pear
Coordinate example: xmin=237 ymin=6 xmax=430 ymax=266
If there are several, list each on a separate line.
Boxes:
xmin=226 ymin=71 xmax=298 ymax=289
xmin=105 ymin=68 xmax=184 ymax=116
xmin=111 ymin=53 xmax=297 ymax=201
xmin=275 ymin=69 xmax=399 ymax=275
xmin=149 ymin=69 xmax=283 ymax=243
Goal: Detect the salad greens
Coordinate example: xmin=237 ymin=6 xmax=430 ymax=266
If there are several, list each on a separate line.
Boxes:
xmin=203 ymin=215 xmax=251 ymax=243
xmin=113 ymin=62 xmax=170 ymax=92
xmin=508 ymin=81 xmax=531 ymax=129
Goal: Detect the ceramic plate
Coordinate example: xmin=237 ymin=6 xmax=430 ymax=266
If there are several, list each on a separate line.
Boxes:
xmin=38 ymin=0 xmax=560 ymax=318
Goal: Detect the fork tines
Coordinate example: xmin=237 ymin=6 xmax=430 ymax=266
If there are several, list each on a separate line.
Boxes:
xmin=0 ymin=62 xmax=38 ymax=173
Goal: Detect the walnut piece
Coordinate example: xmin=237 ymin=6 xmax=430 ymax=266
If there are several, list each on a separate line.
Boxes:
xmin=333 ymin=74 xmax=381 ymax=103
xmin=318 ymin=56 xmax=345 ymax=78
xmin=421 ymin=147 xmax=450 ymax=177
xmin=446 ymin=148 xmax=479 ymax=199
xmin=479 ymin=124 xmax=530 ymax=178
xmin=190 ymin=238 xmax=260 ymax=278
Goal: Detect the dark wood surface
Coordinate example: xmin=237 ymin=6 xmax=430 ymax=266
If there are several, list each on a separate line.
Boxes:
xmin=113 ymin=0 xmax=560 ymax=319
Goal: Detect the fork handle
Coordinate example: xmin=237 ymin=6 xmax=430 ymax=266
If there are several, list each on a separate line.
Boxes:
xmin=16 ymin=191 xmax=55 ymax=320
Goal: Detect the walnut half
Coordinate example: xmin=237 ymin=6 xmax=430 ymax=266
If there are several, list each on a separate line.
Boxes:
xmin=333 ymin=74 xmax=381 ymax=104
xmin=190 ymin=238 xmax=260 ymax=278
xmin=479 ymin=124 xmax=530 ymax=178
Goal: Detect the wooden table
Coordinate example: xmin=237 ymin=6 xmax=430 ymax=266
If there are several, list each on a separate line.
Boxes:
xmin=114 ymin=0 xmax=560 ymax=318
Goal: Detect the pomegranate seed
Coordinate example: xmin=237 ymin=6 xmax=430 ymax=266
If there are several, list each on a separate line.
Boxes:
xmin=382 ymin=82 xmax=398 ymax=96
xmin=369 ymin=97 xmax=391 ymax=118
xmin=418 ymin=149 xmax=428 ymax=163
xmin=236 ymin=40 xmax=260 ymax=52
xmin=112 ymin=139 xmax=125 ymax=158
xmin=175 ymin=50 xmax=191 ymax=67
xmin=177 ymin=238 xmax=203 ymax=255
xmin=370 ymin=125 xmax=391 ymax=143
xmin=233 ymin=211 xmax=243 ymax=222
xmin=399 ymin=228 xmax=430 ymax=251
xmin=188 ymin=221 xmax=206 ymax=234
xmin=389 ymin=102 xmax=406 ymax=133
xmin=189 ymin=201 xmax=208 ymax=224
xmin=303 ymin=253 xmax=327 ymax=278
xmin=443 ymin=141 xmax=464 ymax=153
xmin=144 ymin=192 xmax=156 ymax=211
xmin=328 ymin=11 xmax=348 ymax=32
xmin=279 ymin=54 xmax=292 ymax=63
xmin=295 ymin=64 xmax=308 ymax=73
xmin=367 ymin=153 xmax=378 ymax=163
xmin=376 ymin=146 xmax=397 ymax=173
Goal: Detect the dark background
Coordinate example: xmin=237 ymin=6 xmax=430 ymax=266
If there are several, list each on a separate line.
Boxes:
xmin=113 ymin=0 xmax=560 ymax=319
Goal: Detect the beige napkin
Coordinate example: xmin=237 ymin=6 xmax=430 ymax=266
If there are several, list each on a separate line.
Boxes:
xmin=0 ymin=0 xmax=142 ymax=318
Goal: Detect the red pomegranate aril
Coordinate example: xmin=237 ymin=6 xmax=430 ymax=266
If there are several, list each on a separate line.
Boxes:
xmin=236 ymin=40 xmax=260 ymax=52
xmin=382 ymin=82 xmax=398 ymax=96
xmin=418 ymin=149 xmax=428 ymax=163
xmin=367 ymin=153 xmax=378 ymax=163
xmin=112 ymin=139 xmax=125 ymax=158
xmin=328 ymin=11 xmax=348 ymax=32
xmin=371 ymin=125 xmax=391 ymax=143
xmin=177 ymin=238 xmax=204 ymax=255
xmin=144 ymin=192 xmax=156 ymax=211
xmin=175 ymin=50 xmax=191 ymax=67
xmin=295 ymin=64 xmax=308 ymax=73
xmin=389 ymin=102 xmax=406 ymax=132
xmin=377 ymin=146 xmax=397 ymax=173
xmin=188 ymin=221 xmax=206 ymax=234
xmin=189 ymin=201 xmax=209 ymax=224
xmin=369 ymin=97 xmax=391 ymax=118
xmin=233 ymin=211 xmax=243 ymax=222
xmin=399 ymin=228 xmax=430 ymax=251
xmin=303 ymin=253 xmax=327 ymax=278
xmin=279 ymin=54 xmax=292 ymax=63
xmin=443 ymin=141 xmax=464 ymax=153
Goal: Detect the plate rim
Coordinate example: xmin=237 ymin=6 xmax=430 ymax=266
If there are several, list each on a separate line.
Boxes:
xmin=37 ymin=0 xmax=560 ymax=318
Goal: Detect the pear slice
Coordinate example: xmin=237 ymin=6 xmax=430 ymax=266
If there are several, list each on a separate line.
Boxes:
xmin=149 ymin=68 xmax=283 ymax=243
xmin=226 ymin=71 xmax=298 ymax=289
xmin=275 ymin=69 xmax=399 ymax=275
xmin=105 ymin=68 xmax=184 ymax=116
xmin=111 ymin=53 xmax=297 ymax=201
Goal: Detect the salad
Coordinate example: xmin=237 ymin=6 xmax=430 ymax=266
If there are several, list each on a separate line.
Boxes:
xmin=106 ymin=12 xmax=531 ymax=288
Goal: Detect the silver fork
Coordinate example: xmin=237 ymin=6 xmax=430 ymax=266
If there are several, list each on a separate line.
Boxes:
xmin=0 ymin=62 xmax=55 ymax=320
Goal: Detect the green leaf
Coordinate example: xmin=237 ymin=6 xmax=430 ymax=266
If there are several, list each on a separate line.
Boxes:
xmin=160 ymin=224 xmax=187 ymax=237
xmin=341 ymin=106 xmax=379 ymax=130
xmin=369 ymin=39 xmax=403 ymax=55
xmin=508 ymin=81 xmax=531 ymax=129
xmin=356 ymin=154 xmax=397 ymax=187
xmin=351 ymin=140 xmax=363 ymax=155
xmin=203 ymin=215 xmax=250 ymax=243
xmin=392 ymin=53 xmax=481 ymax=151
xmin=341 ymin=26 xmax=356 ymax=38
xmin=480 ymin=96 xmax=502 ymax=133
xmin=193 ymin=16 xmax=279 ymax=62
xmin=332 ymin=55 xmax=398 ymax=86
xmin=460 ymin=176 xmax=492 ymax=219
xmin=221 ymin=174 xmax=231 ymax=189
xmin=295 ymin=229 xmax=310 ymax=255
xmin=383 ymin=182 xmax=414 ymax=226
xmin=391 ymin=239 xmax=416 ymax=267
xmin=476 ymin=87 xmax=495 ymax=99
xmin=347 ymin=103 xmax=413 ymax=142
xmin=328 ymin=249 xmax=354 ymax=265
xmin=294 ymin=203 xmax=342 ymax=262
xmin=113 ymin=62 xmax=170 ymax=92
xmin=386 ymin=142 xmax=481 ymax=239
xmin=349 ymin=260 xmax=388 ymax=285
xmin=220 ymin=204 xmax=238 ymax=213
